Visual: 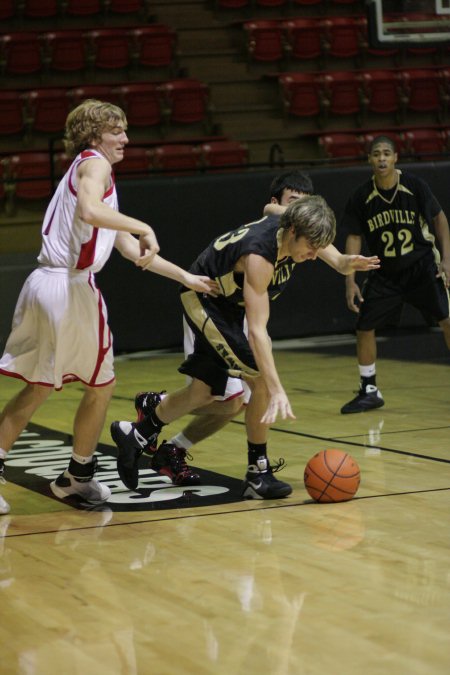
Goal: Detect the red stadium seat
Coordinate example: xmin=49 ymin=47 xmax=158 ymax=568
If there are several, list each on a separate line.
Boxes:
xmin=159 ymin=79 xmax=212 ymax=130
xmin=0 ymin=0 xmax=15 ymax=21
xmin=0 ymin=32 xmax=43 ymax=76
xmin=243 ymin=20 xmax=284 ymax=64
xmin=359 ymin=69 xmax=402 ymax=122
xmin=282 ymin=18 xmax=323 ymax=64
xmin=22 ymin=0 xmax=58 ymax=18
xmin=0 ymin=91 xmax=25 ymax=136
xmin=112 ymin=84 xmax=163 ymax=128
xmin=128 ymin=25 xmax=178 ymax=70
xmin=85 ymin=29 xmax=131 ymax=71
xmin=63 ymin=0 xmax=102 ymax=17
xmin=321 ymin=17 xmax=363 ymax=65
xmin=24 ymin=88 xmax=71 ymax=135
xmin=404 ymin=129 xmax=446 ymax=158
xmin=9 ymin=152 xmax=52 ymax=202
xmin=150 ymin=144 xmax=201 ymax=174
xmin=320 ymin=70 xmax=363 ymax=124
xmin=399 ymin=68 xmax=447 ymax=122
xmin=318 ymin=133 xmax=365 ymax=161
xmin=104 ymin=0 xmax=144 ymax=15
xmin=200 ymin=140 xmax=249 ymax=171
xmin=42 ymin=30 xmax=86 ymax=73
xmin=278 ymin=72 xmax=322 ymax=119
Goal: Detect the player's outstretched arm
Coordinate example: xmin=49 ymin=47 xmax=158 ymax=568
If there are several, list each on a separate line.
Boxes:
xmin=137 ymin=253 xmax=219 ymax=296
xmin=317 ymin=243 xmax=379 ymax=275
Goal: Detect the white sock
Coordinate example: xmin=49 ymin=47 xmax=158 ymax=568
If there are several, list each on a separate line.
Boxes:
xmin=170 ymin=432 xmax=193 ymax=450
xmin=359 ymin=363 xmax=376 ymax=378
xmin=0 ymin=448 xmax=7 ymax=460
xmin=71 ymin=452 xmax=93 ymax=465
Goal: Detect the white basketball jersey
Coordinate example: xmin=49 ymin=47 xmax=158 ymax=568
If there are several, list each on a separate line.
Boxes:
xmin=38 ymin=149 xmax=118 ymax=273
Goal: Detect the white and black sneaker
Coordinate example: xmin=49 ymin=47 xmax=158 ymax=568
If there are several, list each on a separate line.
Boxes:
xmin=341 ymin=385 xmax=384 ymax=414
xmin=242 ymin=456 xmax=292 ymax=500
xmin=50 ymin=457 xmax=111 ymax=504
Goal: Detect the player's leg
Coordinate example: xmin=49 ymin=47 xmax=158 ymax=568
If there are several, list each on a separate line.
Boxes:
xmin=242 ymin=376 xmax=292 ymax=500
xmin=50 ymin=382 xmax=115 ymax=504
xmin=341 ymin=327 xmax=385 ymax=414
xmin=0 ymin=383 xmax=52 ymax=514
xmin=111 ymin=378 xmax=215 ymax=490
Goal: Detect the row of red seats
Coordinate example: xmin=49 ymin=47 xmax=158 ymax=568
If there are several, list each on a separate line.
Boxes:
xmin=243 ymin=14 xmax=449 ymax=64
xmin=278 ymin=67 xmax=450 ymax=125
xmin=317 ymin=128 xmax=450 ymax=161
xmin=215 ymin=1 xmax=363 ymax=8
xmin=0 ymin=25 xmax=178 ymax=76
xmin=0 ymin=140 xmax=250 ymax=212
xmin=0 ymin=80 xmax=213 ymax=138
xmin=0 ymin=0 xmax=147 ymax=21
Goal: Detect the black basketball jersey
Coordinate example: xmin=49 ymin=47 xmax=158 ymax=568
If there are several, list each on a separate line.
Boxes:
xmin=341 ymin=170 xmax=442 ymax=275
xmin=188 ymin=215 xmax=296 ymax=305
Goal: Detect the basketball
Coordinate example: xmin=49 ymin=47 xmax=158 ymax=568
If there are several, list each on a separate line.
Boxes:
xmin=304 ymin=449 xmax=360 ymax=503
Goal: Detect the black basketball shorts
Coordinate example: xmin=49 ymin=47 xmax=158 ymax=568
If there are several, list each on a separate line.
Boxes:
xmin=178 ymin=290 xmax=259 ymax=396
xmin=356 ymin=253 xmax=450 ymax=331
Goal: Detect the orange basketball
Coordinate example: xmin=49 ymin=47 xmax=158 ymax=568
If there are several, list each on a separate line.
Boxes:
xmin=304 ymin=449 xmax=360 ymax=503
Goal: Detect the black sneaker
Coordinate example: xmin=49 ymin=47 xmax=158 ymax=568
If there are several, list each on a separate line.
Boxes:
xmin=341 ymin=385 xmax=385 ymax=414
xmin=151 ymin=442 xmax=201 ymax=486
xmin=110 ymin=421 xmax=153 ymax=490
xmin=134 ymin=391 xmax=165 ymax=454
xmin=134 ymin=390 xmax=165 ymax=423
xmin=242 ymin=456 xmax=292 ymax=500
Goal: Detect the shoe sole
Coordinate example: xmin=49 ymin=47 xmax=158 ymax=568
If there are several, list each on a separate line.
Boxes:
xmin=242 ymin=483 xmax=292 ymax=500
xmin=341 ymin=400 xmax=385 ymax=415
xmin=50 ymin=480 xmax=110 ymax=504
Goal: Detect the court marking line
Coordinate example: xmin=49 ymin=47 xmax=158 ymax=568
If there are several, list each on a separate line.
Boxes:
xmin=230 ymin=421 xmax=450 ymax=464
xmin=3 ymin=486 xmax=449 ymax=539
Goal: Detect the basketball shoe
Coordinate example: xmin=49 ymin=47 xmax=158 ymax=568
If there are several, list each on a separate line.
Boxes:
xmin=0 ymin=459 xmax=10 ymax=515
xmin=110 ymin=420 xmax=158 ymax=490
xmin=134 ymin=391 xmax=165 ymax=454
xmin=242 ymin=456 xmax=292 ymax=500
xmin=50 ymin=457 xmax=111 ymax=504
xmin=151 ymin=442 xmax=201 ymax=486
xmin=341 ymin=385 xmax=384 ymax=414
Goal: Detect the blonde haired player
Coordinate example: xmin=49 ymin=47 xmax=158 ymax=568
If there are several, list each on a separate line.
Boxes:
xmin=0 ymin=99 xmax=217 ymax=514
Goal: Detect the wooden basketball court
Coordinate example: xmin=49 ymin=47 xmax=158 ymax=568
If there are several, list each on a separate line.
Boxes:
xmin=1 ymin=330 xmax=449 ymax=674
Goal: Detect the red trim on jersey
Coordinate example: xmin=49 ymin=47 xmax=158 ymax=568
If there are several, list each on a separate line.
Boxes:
xmin=88 ymin=274 xmax=113 ymax=386
xmin=43 ymin=200 xmax=58 ymax=236
xmin=76 ymin=227 xmax=99 ymax=269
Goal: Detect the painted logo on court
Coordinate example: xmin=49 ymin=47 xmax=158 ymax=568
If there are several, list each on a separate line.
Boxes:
xmin=5 ymin=423 xmax=243 ymax=511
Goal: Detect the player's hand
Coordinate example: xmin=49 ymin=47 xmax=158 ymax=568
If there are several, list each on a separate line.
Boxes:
xmin=346 ymin=280 xmax=363 ymax=313
xmin=436 ymin=258 xmax=450 ymax=288
xmin=184 ymin=273 xmax=220 ymax=296
xmin=138 ymin=231 xmax=160 ymax=265
xmin=260 ymin=392 xmax=296 ymax=425
xmin=347 ymin=255 xmax=380 ymax=272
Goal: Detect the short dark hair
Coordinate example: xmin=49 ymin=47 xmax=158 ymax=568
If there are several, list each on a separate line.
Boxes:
xmin=269 ymin=170 xmax=314 ymax=203
xmin=368 ymin=135 xmax=396 ymax=155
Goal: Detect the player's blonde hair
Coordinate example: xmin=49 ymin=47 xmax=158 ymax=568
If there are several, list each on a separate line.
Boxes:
xmin=64 ymin=99 xmax=127 ymax=157
xmin=280 ymin=195 xmax=336 ymax=249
